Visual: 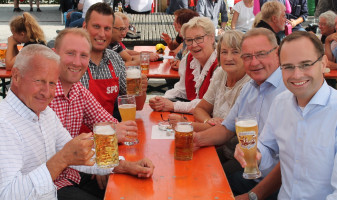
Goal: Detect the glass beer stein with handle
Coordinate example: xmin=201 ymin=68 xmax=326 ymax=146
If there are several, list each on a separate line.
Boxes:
xmin=93 ymin=122 xmax=119 ymax=168
xmin=235 ymin=116 xmax=261 ymax=179
xmin=126 ymin=66 xmax=141 ymax=96
xmin=174 ymin=122 xmax=193 ymax=161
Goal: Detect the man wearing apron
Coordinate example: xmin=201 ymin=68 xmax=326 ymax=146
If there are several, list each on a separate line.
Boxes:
xmin=81 ymin=2 xmax=147 ymax=121
xmin=50 ymin=27 xmax=154 ymax=200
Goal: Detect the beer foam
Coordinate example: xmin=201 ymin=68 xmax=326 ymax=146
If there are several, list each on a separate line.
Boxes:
xmin=175 ymin=124 xmax=193 ymax=132
xmin=94 ymin=124 xmax=116 ymax=135
xmin=236 ymin=120 xmax=257 ymax=127
xmin=119 ymin=104 xmax=136 ymax=109
xmin=126 ymin=68 xmax=141 ymax=78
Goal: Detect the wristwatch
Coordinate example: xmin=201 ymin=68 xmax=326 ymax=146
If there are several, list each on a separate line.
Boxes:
xmin=248 ymin=191 xmax=258 ymax=200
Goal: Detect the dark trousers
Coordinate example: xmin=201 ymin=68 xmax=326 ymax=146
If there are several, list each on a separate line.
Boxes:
xmin=228 ymin=171 xmax=279 ymax=200
xmin=57 ymin=172 xmax=106 ymax=200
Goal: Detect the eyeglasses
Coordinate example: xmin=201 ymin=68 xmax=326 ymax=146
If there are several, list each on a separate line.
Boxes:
xmin=280 ymin=55 xmax=324 ymax=71
xmin=184 ymin=34 xmax=208 ymax=46
xmin=113 ymin=27 xmax=128 ymax=32
xmin=240 ymin=47 xmax=277 ymax=62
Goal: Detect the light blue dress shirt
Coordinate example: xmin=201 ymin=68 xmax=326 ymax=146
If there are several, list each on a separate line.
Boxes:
xmin=258 ymin=81 xmax=337 ymax=199
xmin=222 ymin=68 xmax=286 ymax=134
xmin=0 ymin=90 xmax=113 ymax=199
xmin=222 ymin=68 xmax=286 ymax=177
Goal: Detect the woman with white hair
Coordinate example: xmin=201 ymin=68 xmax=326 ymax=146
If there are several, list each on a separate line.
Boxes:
xmin=149 ymin=17 xmax=218 ymax=114
xmin=319 ymin=10 xmax=337 ymax=44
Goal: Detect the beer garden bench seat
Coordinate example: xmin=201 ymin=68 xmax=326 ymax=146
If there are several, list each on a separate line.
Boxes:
xmin=123 ymin=13 xmax=176 ymax=47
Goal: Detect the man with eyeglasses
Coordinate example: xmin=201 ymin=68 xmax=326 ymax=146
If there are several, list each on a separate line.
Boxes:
xmin=193 ymin=27 xmax=286 ymax=198
xmin=108 ymin=14 xmax=140 ymax=66
xmin=234 ymin=31 xmax=337 ymax=200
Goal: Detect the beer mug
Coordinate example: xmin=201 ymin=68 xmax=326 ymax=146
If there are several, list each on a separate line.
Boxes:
xmin=93 ymin=122 xmax=119 ymax=168
xmin=174 ymin=122 xmax=193 ymax=161
xmin=0 ymin=46 xmax=7 ymax=67
xmin=235 ymin=116 xmax=261 ymax=179
xmin=118 ymin=95 xmax=139 ymax=145
xmin=140 ymin=51 xmax=150 ymax=71
xmin=126 ymin=66 xmax=141 ymax=96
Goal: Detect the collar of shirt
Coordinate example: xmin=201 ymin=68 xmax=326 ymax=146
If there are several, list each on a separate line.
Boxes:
xmin=298 ymin=81 xmax=331 ymax=116
xmin=54 ymin=80 xmax=81 ymax=102
xmin=89 ymin=49 xmax=110 ymax=67
xmin=6 ymin=89 xmax=40 ymax=122
xmin=190 ymin=50 xmax=217 ymax=93
xmin=250 ymin=67 xmax=282 ymax=90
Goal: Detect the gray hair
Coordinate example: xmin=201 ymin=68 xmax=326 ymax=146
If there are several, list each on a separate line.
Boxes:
xmin=13 ymin=44 xmax=60 ymax=75
xmin=241 ymin=28 xmax=278 ymax=48
xmin=180 ymin=17 xmax=215 ymax=38
xmin=217 ymin=30 xmax=244 ymax=63
xmin=115 ymin=11 xmax=130 ymax=22
xmin=319 ymin=10 xmax=337 ymax=28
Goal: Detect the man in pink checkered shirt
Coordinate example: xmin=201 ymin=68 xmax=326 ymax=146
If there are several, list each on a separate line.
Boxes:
xmin=49 ymin=28 xmax=154 ymax=200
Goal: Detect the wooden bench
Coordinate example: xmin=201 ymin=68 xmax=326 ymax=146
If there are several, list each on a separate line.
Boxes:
xmin=123 ymin=13 xmax=176 ymax=46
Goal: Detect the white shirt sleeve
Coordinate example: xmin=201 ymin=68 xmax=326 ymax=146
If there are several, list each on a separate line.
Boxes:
xmin=0 ymin=121 xmax=56 ymax=199
xmin=163 ymin=55 xmax=188 ymax=99
xmin=326 ymin=136 xmax=337 ymax=199
xmin=173 ymin=99 xmax=201 ymax=113
xmin=71 ymin=156 xmax=125 ymax=175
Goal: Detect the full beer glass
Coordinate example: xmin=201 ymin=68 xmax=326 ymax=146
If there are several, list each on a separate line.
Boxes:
xmin=235 ymin=116 xmax=261 ymax=179
xmin=93 ymin=122 xmax=119 ymax=168
xmin=118 ymin=95 xmax=139 ymax=145
xmin=174 ymin=122 xmax=193 ymax=161
xmin=0 ymin=46 xmax=7 ymax=67
xmin=140 ymin=51 xmax=150 ymax=71
xmin=126 ymin=66 xmax=141 ymax=96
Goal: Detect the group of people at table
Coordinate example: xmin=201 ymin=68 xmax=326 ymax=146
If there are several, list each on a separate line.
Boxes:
xmin=1 ymin=1 xmax=337 ymax=200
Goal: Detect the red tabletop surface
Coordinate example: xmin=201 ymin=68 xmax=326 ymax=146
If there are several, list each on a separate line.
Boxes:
xmin=324 ymin=69 xmax=337 ymax=79
xmin=104 ymin=104 xmax=234 ymax=200
xmin=0 ymin=68 xmax=12 ymax=79
xmin=134 ymin=46 xmax=179 ymax=79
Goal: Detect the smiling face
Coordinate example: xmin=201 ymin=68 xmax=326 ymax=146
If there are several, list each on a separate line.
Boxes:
xmin=112 ymin=16 xmax=127 ymax=42
xmin=280 ymin=37 xmax=326 ymax=107
xmin=83 ymin=11 xmax=113 ymax=52
xmin=185 ymin=26 xmax=215 ymax=64
xmin=12 ymin=55 xmax=60 ymax=116
xmin=55 ymin=33 xmax=90 ymax=90
xmin=241 ymin=35 xmax=279 ymax=85
xmin=219 ymin=42 xmax=244 ymax=75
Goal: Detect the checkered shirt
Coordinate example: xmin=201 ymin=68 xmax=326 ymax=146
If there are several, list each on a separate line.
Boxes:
xmin=80 ymin=49 xmax=127 ymax=96
xmin=49 ymin=81 xmax=118 ymax=189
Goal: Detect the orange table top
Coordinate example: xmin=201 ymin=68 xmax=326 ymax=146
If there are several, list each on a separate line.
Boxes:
xmin=134 ymin=46 xmax=179 ymax=79
xmin=324 ymin=69 xmax=337 ymax=79
xmin=104 ymin=104 xmax=234 ymax=200
xmin=0 ymin=68 xmax=12 ymax=79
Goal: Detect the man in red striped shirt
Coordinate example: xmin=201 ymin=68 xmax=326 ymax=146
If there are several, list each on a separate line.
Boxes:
xmin=50 ymin=28 xmax=154 ymax=200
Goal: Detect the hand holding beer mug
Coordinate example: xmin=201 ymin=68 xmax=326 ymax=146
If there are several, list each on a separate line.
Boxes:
xmin=126 ymin=66 xmax=141 ymax=96
xmin=118 ymin=95 xmax=139 ymax=145
xmin=235 ymin=116 xmax=261 ymax=179
xmin=174 ymin=122 xmax=193 ymax=161
xmin=140 ymin=51 xmax=150 ymax=71
xmin=93 ymin=122 xmax=119 ymax=168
